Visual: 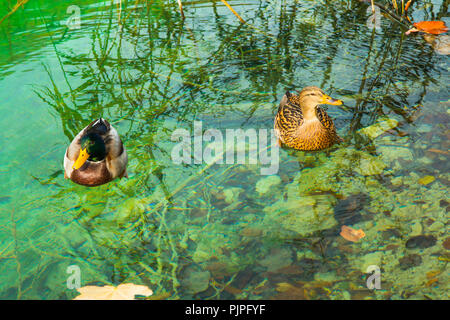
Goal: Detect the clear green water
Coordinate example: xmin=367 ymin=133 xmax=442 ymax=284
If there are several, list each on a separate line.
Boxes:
xmin=0 ymin=0 xmax=448 ymax=299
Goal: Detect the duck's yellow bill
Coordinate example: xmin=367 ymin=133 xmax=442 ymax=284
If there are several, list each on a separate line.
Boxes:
xmin=321 ymin=95 xmax=342 ymax=106
xmin=73 ymin=148 xmax=90 ymax=170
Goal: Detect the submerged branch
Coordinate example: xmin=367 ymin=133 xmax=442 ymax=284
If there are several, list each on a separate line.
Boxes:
xmin=0 ymin=0 xmax=30 ymax=26
xmin=359 ymin=0 xmax=410 ymax=28
xmin=220 ymin=0 xmax=245 ymax=24
xmin=177 ymin=0 xmax=185 ymax=19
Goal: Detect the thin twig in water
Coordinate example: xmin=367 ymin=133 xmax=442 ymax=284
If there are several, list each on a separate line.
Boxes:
xmin=0 ymin=0 xmax=30 ymax=26
xmin=392 ymin=0 xmax=398 ymax=12
xmin=359 ymin=0 xmax=409 ymax=27
xmin=220 ymin=0 xmax=245 ymax=24
xmin=117 ymin=0 xmax=123 ymax=24
xmin=177 ymin=0 xmax=185 ymax=19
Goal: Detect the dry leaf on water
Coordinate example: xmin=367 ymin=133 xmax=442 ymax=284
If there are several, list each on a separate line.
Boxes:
xmin=406 ymin=21 xmax=448 ymax=35
xmin=340 ymin=225 xmax=365 ymax=242
xmin=74 ymin=283 xmax=153 ymax=300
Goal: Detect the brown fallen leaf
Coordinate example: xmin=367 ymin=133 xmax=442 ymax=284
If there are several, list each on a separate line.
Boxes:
xmin=224 ymin=285 xmax=243 ymax=296
xmin=74 ymin=283 xmax=153 ymax=300
xmin=406 ymin=21 xmax=448 ymax=35
xmin=272 ymin=282 xmax=305 ymax=300
xmin=276 ymin=282 xmax=297 ymax=293
xmin=340 ymin=225 xmax=366 ymax=242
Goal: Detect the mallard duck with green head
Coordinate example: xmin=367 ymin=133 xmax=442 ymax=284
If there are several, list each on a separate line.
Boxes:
xmin=64 ymin=118 xmax=128 ymax=187
xmin=274 ymin=86 xmax=343 ymax=151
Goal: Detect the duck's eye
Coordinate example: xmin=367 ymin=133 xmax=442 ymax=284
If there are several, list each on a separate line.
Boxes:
xmin=304 ymin=93 xmax=320 ymax=97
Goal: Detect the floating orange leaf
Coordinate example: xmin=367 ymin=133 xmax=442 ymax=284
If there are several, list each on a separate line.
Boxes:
xmin=406 ymin=21 xmax=448 ymax=35
xmin=340 ymin=225 xmax=366 ymax=242
xmin=74 ymin=283 xmax=153 ymax=300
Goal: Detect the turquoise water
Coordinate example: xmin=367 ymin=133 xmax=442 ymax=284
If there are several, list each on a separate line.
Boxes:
xmin=0 ymin=0 xmax=448 ymax=299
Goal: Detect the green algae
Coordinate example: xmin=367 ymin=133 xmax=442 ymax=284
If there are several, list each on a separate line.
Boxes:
xmin=358 ymin=117 xmax=399 ymax=139
xmin=255 ymin=175 xmax=281 ymax=195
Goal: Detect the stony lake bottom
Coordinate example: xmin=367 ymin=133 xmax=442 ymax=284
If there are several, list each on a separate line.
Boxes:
xmin=0 ymin=0 xmax=448 ymax=299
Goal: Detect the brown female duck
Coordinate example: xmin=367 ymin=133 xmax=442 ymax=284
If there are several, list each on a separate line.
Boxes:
xmin=274 ymin=86 xmax=343 ymax=151
xmin=64 ymin=118 xmax=128 ymax=187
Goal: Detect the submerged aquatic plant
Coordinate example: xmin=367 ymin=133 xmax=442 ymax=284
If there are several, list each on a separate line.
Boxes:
xmin=175 ymin=0 xmax=245 ymax=23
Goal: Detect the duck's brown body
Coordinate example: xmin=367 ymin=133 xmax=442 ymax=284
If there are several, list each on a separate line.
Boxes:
xmin=68 ymin=159 xmax=113 ymax=187
xmin=274 ymin=87 xmax=342 ymax=151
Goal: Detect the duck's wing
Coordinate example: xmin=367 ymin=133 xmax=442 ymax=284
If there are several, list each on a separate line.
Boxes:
xmin=275 ymin=92 xmax=304 ymax=134
xmin=103 ymin=123 xmax=128 ymax=178
xmin=315 ymin=106 xmax=336 ymax=131
xmin=316 ymin=106 xmax=343 ymax=142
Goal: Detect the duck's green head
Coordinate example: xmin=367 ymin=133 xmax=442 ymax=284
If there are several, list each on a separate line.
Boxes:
xmin=73 ymin=133 xmax=107 ymax=169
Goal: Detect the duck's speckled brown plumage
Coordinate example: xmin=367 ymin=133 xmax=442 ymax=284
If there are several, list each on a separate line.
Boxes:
xmin=274 ymin=86 xmax=342 ymax=151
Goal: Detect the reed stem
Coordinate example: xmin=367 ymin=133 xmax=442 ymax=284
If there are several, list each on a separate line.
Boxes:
xmin=177 ymin=0 xmax=185 ymax=19
xmin=220 ymin=0 xmax=245 ymax=24
xmin=0 ymin=0 xmax=30 ymax=26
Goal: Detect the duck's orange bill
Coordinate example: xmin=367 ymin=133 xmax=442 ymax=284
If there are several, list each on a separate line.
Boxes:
xmin=321 ymin=95 xmax=343 ymax=105
xmin=73 ymin=148 xmax=90 ymax=170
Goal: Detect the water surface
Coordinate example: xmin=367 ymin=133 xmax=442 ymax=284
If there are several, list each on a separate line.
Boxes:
xmin=0 ymin=0 xmax=448 ymax=299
